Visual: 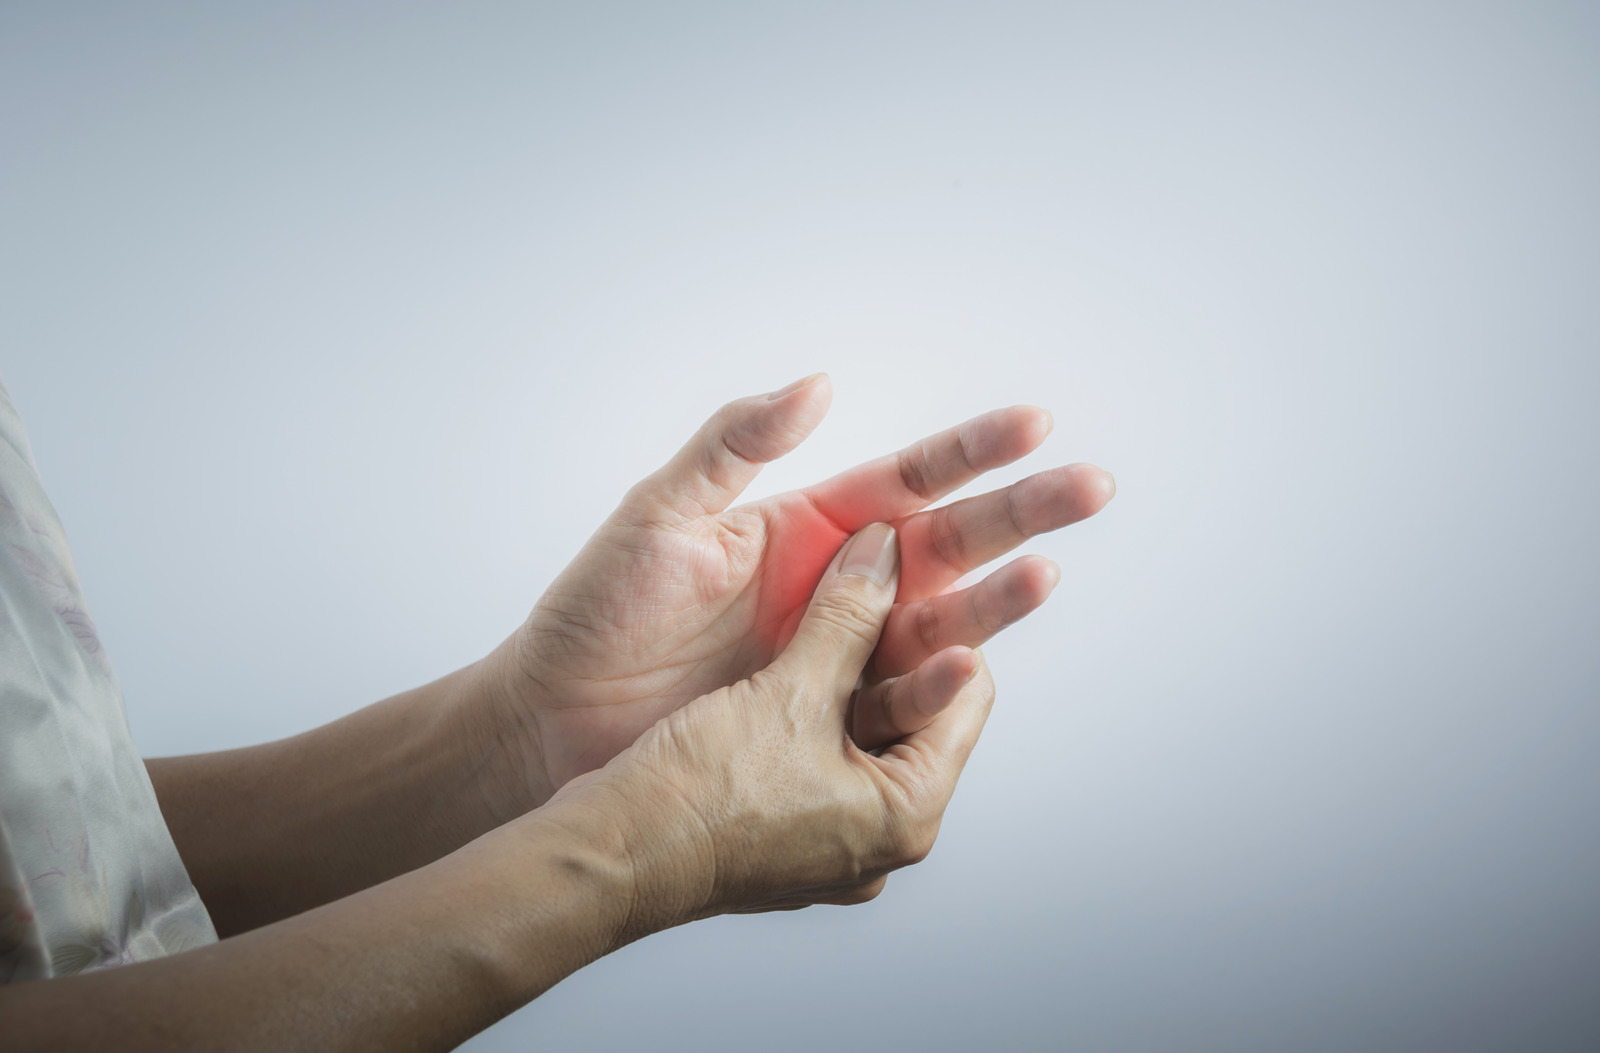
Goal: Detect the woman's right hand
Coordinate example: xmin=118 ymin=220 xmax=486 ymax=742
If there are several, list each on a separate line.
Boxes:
xmin=0 ymin=524 xmax=1003 ymax=1052
xmin=538 ymin=521 xmax=1000 ymax=939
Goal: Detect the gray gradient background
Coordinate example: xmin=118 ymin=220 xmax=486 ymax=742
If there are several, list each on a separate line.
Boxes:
xmin=4 ymin=2 xmax=1599 ymax=1049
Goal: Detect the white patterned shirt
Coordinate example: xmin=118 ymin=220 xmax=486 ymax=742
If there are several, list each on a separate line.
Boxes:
xmin=0 ymin=377 xmax=215 ymax=984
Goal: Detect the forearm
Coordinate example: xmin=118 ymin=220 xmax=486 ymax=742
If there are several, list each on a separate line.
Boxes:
xmin=0 ymin=808 xmax=633 ymax=1052
xmin=148 ymin=658 xmax=523 ymax=936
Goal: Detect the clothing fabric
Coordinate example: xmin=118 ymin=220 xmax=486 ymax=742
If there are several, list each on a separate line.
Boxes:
xmin=0 ymin=377 xmax=215 ymax=984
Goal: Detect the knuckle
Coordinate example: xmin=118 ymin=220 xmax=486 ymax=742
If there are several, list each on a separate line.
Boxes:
xmin=715 ymin=396 xmax=752 ymax=425
xmin=843 ymin=878 xmax=886 ymax=905
xmin=713 ymin=402 xmax=760 ymax=464
xmin=915 ymin=600 xmax=943 ymax=653
xmin=619 ymin=477 xmax=657 ymax=512
xmin=883 ymin=800 xmax=943 ymax=868
xmin=896 ymin=442 xmax=935 ymax=499
xmin=815 ymin=590 xmax=886 ymax=643
xmin=876 ymin=683 xmax=902 ymax=736
xmin=973 ymin=587 xmax=1011 ymax=634
xmin=745 ymin=666 xmax=788 ymax=701
xmin=1003 ymin=487 xmax=1029 ymax=538
xmin=956 ymin=656 xmax=998 ymax=720
xmin=954 ymin=420 xmax=979 ymax=470
xmin=927 ymin=505 xmax=968 ymax=571
xmin=968 ymin=656 xmax=996 ymax=698
xmin=899 ymin=824 xmax=939 ymax=866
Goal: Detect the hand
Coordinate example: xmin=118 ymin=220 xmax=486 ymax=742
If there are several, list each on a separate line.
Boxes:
xmin=483 ymin=375 xmax=1114 ymax=809
xmin=541 ymin=523 xmax=995 ymax=934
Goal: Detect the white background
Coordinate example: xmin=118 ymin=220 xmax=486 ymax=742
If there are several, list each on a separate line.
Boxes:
xmin=4 ymin=2 xmax=1598 ymax=1049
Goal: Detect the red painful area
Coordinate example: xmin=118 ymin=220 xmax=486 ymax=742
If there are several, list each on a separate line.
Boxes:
xmin=748 ymin=491 xmax=858 ymax=656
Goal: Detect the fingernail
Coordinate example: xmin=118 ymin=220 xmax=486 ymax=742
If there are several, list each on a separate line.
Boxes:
xmin=840 ymin=523 xmax=897 ymax=586
xmin=1104 ymin=471 xmax=1117 ymax=500
xmin=768 ymin=373 xmax=824 ymax=400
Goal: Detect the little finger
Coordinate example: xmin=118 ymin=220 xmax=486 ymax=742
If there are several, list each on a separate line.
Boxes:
xmin=851 ymin=646 xmax=981 ymax=751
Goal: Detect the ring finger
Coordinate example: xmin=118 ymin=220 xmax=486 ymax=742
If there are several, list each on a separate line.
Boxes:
xmin=870 ymin=556 xmax=1061 ymax=679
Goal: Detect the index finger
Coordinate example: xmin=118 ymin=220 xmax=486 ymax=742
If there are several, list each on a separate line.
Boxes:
xmin=801 ymin=406 xmax=1053 ymax=531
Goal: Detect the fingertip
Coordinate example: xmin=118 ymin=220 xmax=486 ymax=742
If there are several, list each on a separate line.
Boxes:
xmin=765 ymin=372 xmax=833 ymax=419
xmin=911 ymin=648 xmax=976 ymax=720
xmin=1001 ymin=405 xmax=1054 ymax=462
xmin=1018 ymin=404 xmax=1054 ymax=448
xmin=767 ymin=372 xmax=825 ymax=400
xmin=1091 ymin=465 xmax=1116 ymax=504
xmin=838 ymin=522 xmax=899 ymax=589
xmin=945 ymin=645 xmax=983 ymax=687
xmin=1070 ymin=462 xmax=1117 ymax=509
xmin=1025 ymin=463 xmax=1116 ymax=525
xmin=934 ymin=642 xmax=979 ymax=668
xmin=1002 ymin=554 xmax=1062 ymax=613
xmin=734 ymin=381 xmax=833 ymax=464
xmin=776 ymin=373 xmax=833 ymax=442
xmin=782 ymin=523 xmax=900 ymax=697
xmin=1030 ymin=553 xmax=1063 ymax=596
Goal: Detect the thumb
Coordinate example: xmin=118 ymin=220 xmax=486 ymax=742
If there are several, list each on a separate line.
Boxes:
xmin=628 ymin=374 xmax=832 ymax=521
xmin=771 ymin=523 xmax=900 ymax=701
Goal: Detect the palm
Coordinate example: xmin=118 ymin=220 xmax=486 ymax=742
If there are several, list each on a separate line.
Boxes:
xmin=503 ymin=376 xmax=1114 ymax=798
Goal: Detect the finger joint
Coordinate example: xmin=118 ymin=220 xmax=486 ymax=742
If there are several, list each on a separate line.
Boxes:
xmin=915 ymin=601 xmax=943 ymax=654
xmin=927 ymin=505 xmax=969 ymax=572
xmin=896 ymin=441 xmax=936 ymax=500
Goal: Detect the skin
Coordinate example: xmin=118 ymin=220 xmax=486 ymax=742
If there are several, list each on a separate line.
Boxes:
xmin=490 ymin=373 xmax=1114 ymax=808
xmin=149 ymin=375 xmax=1115 ymax=936
xmin=0 ymin=523 xmax=1001 ymax=1050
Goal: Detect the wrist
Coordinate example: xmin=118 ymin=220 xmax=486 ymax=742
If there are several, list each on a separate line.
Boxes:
xmin=463 ymin=638 xmax=558 ymax=821
xmin=530 ymin=771 xmax=716 ymax=948
xmin=466 ymin=807 xmax=638 ymax=980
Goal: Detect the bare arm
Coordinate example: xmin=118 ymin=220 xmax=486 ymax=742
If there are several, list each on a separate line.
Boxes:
xmin=7 ymin=525 xmax=999 ymax=1051
xmin=0 ymin=806 xmax=629 ymax=1052
xmin=146 ymin=660 xmax=514 ymax=937
xmin=147 ymin=381 xmax=1110 ymax=938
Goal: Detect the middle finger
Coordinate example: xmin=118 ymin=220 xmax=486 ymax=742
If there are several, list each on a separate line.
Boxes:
xmin=892 ymin=462 xmax=1114 ymax=602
